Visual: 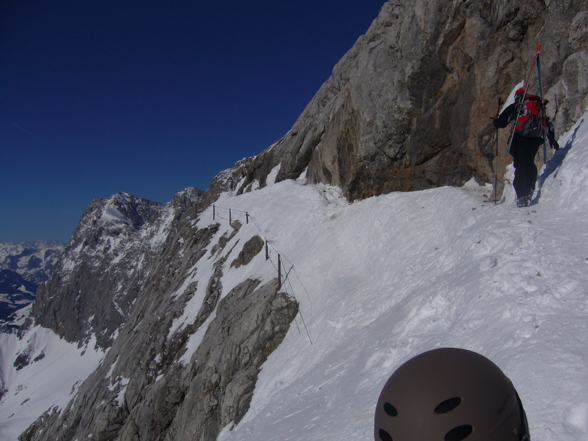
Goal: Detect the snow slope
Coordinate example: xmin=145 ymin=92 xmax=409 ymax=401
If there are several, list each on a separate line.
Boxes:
xmin=0 ymin=315 xmax=105 ymax=440
xmin=208 ymin=114 xmax=587 ymax=441
xmin=1 ymin=113 xmax=587 ymax=439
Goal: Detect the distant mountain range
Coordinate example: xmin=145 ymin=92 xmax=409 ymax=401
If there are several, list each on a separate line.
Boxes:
xmin=0 ymin=241 xmax=64 ymax=320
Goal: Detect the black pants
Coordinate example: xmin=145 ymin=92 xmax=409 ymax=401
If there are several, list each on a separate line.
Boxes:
xmin=510 ymin=134 xmax=543 ymax=199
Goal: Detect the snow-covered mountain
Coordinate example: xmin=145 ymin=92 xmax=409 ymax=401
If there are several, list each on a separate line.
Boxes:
xmin=0 ymin=241 xmax=64 ymax=321
xmin=2 ymin=1 xmax=588 ymax=440
xmin=1 ymin=114 xmax=588 ymax=440
xmin=0 ymin=242 xmax=63 ymax=285
xmin=33 ymin=188 xmax=202 ymax=348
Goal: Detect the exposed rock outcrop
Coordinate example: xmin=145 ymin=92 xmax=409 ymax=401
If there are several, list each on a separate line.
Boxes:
xmin=32 ymin=189 xmax=202 ymax=348
xmin=240 ymin=0 xmax=588 ymax=201
xmin=23 ymin=220 xmax=297 ymax=440
xmin=231 ymin=235 xmax=264 ymax=268
xmin=21 ymin=170 xmax=297 ymax=441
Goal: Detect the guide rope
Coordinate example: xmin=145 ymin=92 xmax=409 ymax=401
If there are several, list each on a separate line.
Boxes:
xmin=209 ymin=204 xmax=314 ymax=344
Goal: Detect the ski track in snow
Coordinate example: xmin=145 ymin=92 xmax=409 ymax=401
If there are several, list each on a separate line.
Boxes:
xmin=1 ymin=114 xmax=588 ymax=440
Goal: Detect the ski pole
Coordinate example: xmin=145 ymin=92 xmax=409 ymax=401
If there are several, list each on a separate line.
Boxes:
xmin=494 ymin=97 xmax=503 ymax=204
xmin=536 ymin=43 xmax=548 ymax=163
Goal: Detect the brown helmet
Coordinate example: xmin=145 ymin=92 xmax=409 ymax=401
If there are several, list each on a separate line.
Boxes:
xmin=374 ymin=348 xmax=529 ymax=441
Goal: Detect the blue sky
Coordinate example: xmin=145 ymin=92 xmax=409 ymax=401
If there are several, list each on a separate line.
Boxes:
xmin=1 ymin=0 xmax=385 ymax=243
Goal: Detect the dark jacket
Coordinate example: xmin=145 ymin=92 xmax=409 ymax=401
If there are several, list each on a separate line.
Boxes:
xmin=493 ymin=103 xmax=517 ymax=130
xmin=494 ymin=101 xmax=559 ymax=151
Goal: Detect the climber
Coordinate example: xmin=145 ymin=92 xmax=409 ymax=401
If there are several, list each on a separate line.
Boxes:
xmin=493 ymin=88 xmax=558 ymax=207
xmin=374 ymin=347 xmax=530 ymax=441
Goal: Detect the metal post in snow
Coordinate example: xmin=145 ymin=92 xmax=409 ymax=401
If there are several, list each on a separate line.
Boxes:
xmin=278 ymin=254 xmax=282 ymax=290
xmin=229 ymin=209 xmax=232 ymax=224
xmin=246 ymin=212 xmax=249 ymax=224
xmin=266 ymin=241 xmax=269 ymax=261
xmin=213 ymin=205 xmax=215 ymax=220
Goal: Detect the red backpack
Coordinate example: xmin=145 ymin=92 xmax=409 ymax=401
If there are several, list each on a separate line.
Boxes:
xmin=514 ymin=94 xmax=546 ymax=138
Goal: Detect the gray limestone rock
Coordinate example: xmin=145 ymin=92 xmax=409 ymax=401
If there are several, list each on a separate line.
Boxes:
xmin=23 ymin=277 xmax=297 ymax=441
xmin=231 ymin=235 xmax=265 ymax=269
xmin=239 ymin=0 xmax=588 ymax=202
xmin=160 ymin=279 xmax=297 ymax=441
xmin=32 ymin=189 xmax=202 ymax=348
xmin=21 ymin=182 xmax=297 ymax=441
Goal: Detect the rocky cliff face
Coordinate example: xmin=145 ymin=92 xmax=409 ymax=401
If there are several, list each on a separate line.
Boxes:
xmin=240 ymin=0 xmax=588 ymax=201
xmin=32 ymin=189 xmax=201 ymax=348
xmin=21 ymin=179 xmax=298 ymax=440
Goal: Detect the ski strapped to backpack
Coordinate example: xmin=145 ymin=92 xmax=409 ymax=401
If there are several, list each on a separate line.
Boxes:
xmin=536 ymin=42 xmax=549 ymax=162
xmin=507 ymin=42 xmax=550 ymax=162
xmin=513 ymin=92 xmax=547 ymax=138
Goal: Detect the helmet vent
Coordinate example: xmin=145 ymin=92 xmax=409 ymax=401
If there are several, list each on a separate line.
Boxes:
xmin=379 ymin=429 xmax=393 ymax=441
xmin=384 ymin=402 xmax=398 ymax=417
xmin=445 ymin=425 xmax=473 ymax=441
xmin=434 ymin=397 xmax=462 ymax=414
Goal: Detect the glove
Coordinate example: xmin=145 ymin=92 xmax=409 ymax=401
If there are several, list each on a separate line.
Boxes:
xmin=547 ymin=120 xmax=559 ymax=150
